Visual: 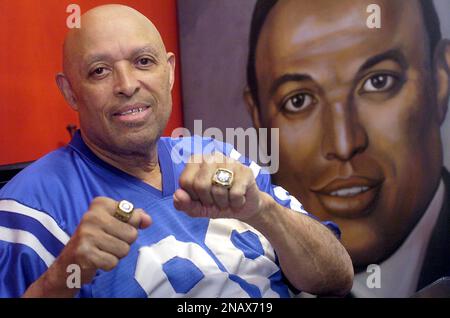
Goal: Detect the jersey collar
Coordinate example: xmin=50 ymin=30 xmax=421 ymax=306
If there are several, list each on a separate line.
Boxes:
xmin=68 ymin=130 xmax=175 ymax=197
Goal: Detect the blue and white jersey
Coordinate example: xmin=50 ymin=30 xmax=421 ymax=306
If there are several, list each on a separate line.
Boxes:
xmin=0 ymin=131 xmax=339 ymax=298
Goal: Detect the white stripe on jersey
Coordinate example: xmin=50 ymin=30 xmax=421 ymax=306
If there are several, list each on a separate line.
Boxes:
xmin=229 ymin=147 xmax=305 ymax=213
xmin=289 ymin=196 xmax=308 ymax=214
xmin=135 ymin=235 xmax=248 ymax=297
xmin=0 ymin=226 xmax=55 ymax=267
xmin=0 ymin=200 xmax=70 ymax=245
xmin=273 ymin=186 xmax=291 ymax=201
xmin=229 ymin=148 xmax=261 ymax=178
xmin=273 ymin=186 xmax=308 ymax=214
xmin=229 ymin=148 xmax=241 ymax=161
xmin=249 ymin=161 xmax=262 ymax=178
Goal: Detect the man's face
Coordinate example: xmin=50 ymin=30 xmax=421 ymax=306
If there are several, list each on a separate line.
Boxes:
xmin=62 ymin=8 xmax=174 ymax=157
xmin=251 ymin=0 xmax=446 ymax=267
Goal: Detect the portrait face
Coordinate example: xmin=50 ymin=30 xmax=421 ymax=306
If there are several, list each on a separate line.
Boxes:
xmin=248 ymin=0 xmax=449 ymax=267
xmin=58 ymin=8 xmax=175 ymax=157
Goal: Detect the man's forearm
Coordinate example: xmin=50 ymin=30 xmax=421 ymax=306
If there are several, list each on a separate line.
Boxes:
xmin=22 ymin=258 xmax=81 ymax=298
xmin=247 ymin=192 xmax=354 ymax=296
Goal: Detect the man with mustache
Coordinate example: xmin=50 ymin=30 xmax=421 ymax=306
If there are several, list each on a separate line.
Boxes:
xmin=0 ymin=4 xmax=352 ymax=297
xmin=245 ymin=0 xmax=450 ymax=297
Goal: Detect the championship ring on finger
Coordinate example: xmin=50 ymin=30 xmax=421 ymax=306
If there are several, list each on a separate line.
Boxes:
xmin=114 ymin=200 xmax=134 ymax=223
xmin=212 ymin=168 xmax=234 ymax=189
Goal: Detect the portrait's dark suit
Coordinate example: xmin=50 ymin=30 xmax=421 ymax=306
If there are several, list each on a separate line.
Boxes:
xmin=417 ymin=168 xmax=450 ymax=291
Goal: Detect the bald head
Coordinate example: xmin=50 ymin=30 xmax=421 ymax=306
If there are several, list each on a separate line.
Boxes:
xmin=63 ymin=4 xmax=166 ymax=77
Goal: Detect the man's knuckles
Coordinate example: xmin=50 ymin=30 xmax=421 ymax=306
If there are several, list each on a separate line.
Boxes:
xmin=89 ymin=253 xmax=119 ymax=272
xmin=125 ymin=225 xmax=139 ymax=243
xmin=81 ymin=210 xmax=103 ymax=225
xmin=193 ymin=177 xmax=211 ymax=195
xmin=229 ymin=190 xmax=246 ymax=209
xmin=101 ymin=257 xmax=119 ymax=272
xmin=89 ymin=196 xmax=116 ymax=210
xmin=117 ymin=243 xmax=131 ymax=259
xmin=178 ymin=174 xmax=193 ymax=189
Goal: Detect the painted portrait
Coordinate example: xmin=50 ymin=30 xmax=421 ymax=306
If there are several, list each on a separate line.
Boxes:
xmin=178 ymin=0 xmax=450 ymax=297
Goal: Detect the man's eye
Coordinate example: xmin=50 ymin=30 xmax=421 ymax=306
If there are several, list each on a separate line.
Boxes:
xmin=362 ymin=74 xmax=396 ymax=93
xmin=137 ymin=58 xmax=152 ymax=66
xmin=282 ymin=93 xmax=316 ymax=113
xmin=91 ymin=67 xmax=105 ymax=76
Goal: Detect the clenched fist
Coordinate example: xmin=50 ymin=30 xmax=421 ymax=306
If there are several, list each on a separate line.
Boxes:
xmin=25 ymin=197 xmax=151 ymax=297
xmin=62 ymin=197 xmax=151 ymax=283
xmin=174 ymin=152 xmax=269 ymax=221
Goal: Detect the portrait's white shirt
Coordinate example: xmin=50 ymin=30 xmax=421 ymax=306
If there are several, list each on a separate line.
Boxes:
xmin=352 ymin=179 xmax=445 ymax=298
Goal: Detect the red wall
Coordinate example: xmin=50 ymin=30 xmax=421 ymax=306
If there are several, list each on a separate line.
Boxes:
xmin=0 ymin=0 xmax=183 ymax=165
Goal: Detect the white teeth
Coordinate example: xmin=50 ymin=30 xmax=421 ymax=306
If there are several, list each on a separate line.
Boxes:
xmin=330 ymin=186 xmax=369 ymax=197
xmin=119 ymin=107 xmax=146 ymax=115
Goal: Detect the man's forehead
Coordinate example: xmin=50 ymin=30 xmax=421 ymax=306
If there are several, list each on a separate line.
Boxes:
xmin=63 ymin=5 xmax=164 ymax=67
xmin=80 ymin=4 xmax=155 ymax=29
xmin=271 ymin=0 xmax=370 ymax=41
xmin=258 ymin=0 xmax=424 ymax=63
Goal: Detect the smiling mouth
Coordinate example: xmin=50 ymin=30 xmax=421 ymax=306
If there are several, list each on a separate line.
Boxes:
xmin=114 ymin=106 xmax=150 ymax=116
xmin=329 ymin=186 xmax=370 ymax=197
xmin=311 ymin=177 xmax=383 ymax=218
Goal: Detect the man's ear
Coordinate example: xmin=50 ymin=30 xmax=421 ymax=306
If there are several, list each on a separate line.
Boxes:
xmin=56 ymin=73 xmax=78 ymax=111
xmin=244 ymin=87 xmax=261 ymax=129
xmin=167 ymin=52 xmax=176 ymax=91
xmin=435 ymin=39 xmax=450 ymax=125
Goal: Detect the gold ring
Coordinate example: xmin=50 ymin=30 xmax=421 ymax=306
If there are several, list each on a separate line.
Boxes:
xmin=114 ymin=200 xmax=134 ymax=223
xmin=212 ymin=168 xmax=234 ymax=189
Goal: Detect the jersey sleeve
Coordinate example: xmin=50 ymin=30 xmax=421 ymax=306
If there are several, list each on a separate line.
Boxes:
xmin=0 ymin=240 xmax=49 ymax=297
xmin=0 ymin=199 xmax=70 ymax=297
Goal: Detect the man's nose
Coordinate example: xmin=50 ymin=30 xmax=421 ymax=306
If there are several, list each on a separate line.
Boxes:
xmin=113 ymin=64 xmax=140 ymax=97
xmin=321 ymin=99 xmax=368 ymax=162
